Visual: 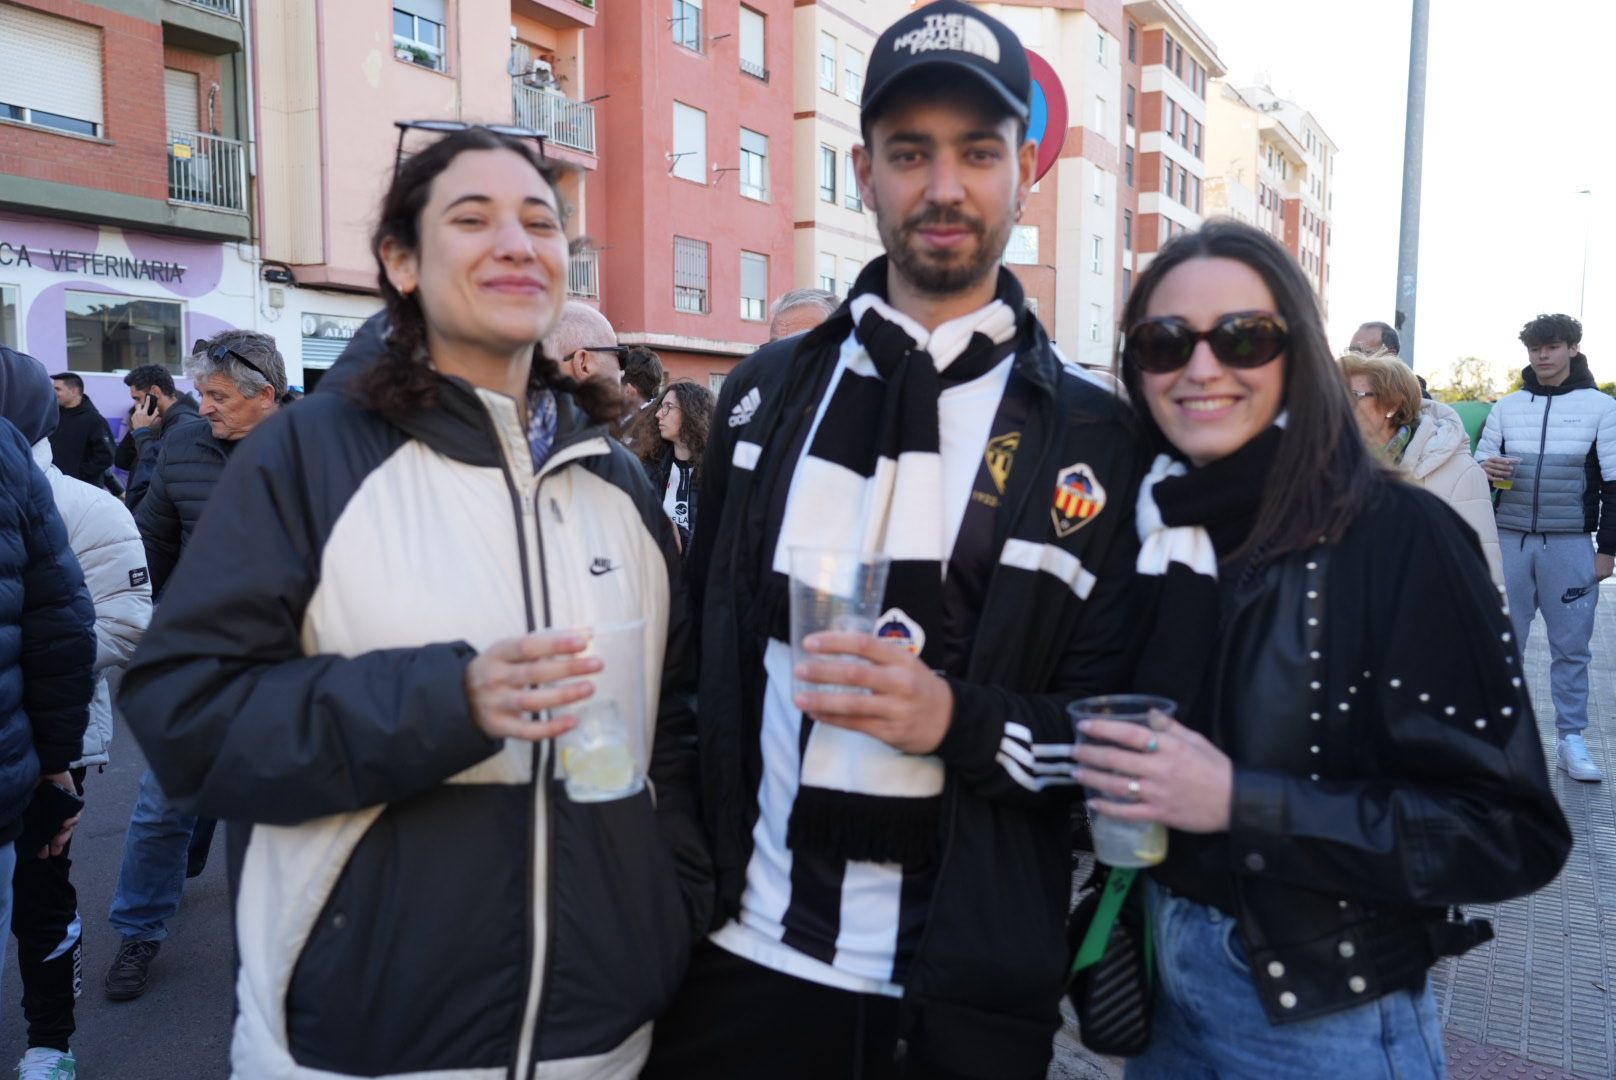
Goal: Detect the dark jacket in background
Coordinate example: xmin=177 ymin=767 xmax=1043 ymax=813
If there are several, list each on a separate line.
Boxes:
xmin=0 ymin=418 xmax=96 ymax=841
xmin=122 ymin=394 xmax=204 ymax=516
xmin=48 ymin=400 xmax=114 ymax=489
xmin=133 ymin=421 xmax=232 ymax=595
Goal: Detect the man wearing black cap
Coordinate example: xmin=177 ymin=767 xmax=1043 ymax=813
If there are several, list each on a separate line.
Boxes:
xmin=650 ymin=4 xmax=1147 ymax=1076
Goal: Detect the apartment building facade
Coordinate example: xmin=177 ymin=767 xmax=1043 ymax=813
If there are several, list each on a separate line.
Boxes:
xmin=791 ymin=1 xmax=906 ymax=313
xmin=1204 ymin=80 xmax=1335 ymax=315
xmin=587 ymin=0 xmax=795 ymax=388
xmin=253 ymin=0 xmax=604 ymax=386
xmin=0 ymin=0 xmax=253 ymax=414
xmin=967 ymin=1 xmax=1221 ymax=368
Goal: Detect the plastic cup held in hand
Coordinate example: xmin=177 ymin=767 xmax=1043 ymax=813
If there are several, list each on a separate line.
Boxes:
xmin=789 ymin=548 xmax=892 ymax=697
xmin=1068 ymin=694 xmax=1177 ymax=868
xmin=1492 ymin=456 xmax=1520 ymax=491
xmin=554 ymin=619 xmax=647 ymax=802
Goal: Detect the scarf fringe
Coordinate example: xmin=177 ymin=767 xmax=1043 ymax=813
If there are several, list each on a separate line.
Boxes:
xmin=787 ymin=787 xmax=942 ymax=868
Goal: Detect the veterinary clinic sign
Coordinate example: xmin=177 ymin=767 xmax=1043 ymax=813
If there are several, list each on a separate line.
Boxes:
xmin=0 ymin=241 xmax=187 ymax=284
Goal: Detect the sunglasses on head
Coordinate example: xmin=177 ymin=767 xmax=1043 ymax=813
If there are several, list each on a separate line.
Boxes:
xmin=1123 ymin=312 xmax=1290 ymax=374
xmin=393 ymin=120 xmax=548 ymax=179
xmin=193 ymin=339 xmax=273 ymax=385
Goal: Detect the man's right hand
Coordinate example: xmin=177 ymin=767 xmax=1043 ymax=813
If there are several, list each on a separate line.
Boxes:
xmin=1481 ymin=456 xmax=1516 ymax=482
xmin=464 ymin=631 xmax=599 ymax=742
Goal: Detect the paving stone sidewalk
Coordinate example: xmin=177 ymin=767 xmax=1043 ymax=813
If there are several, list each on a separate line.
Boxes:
xmin=1051 ymin=583 xmax=1616 ymax=1079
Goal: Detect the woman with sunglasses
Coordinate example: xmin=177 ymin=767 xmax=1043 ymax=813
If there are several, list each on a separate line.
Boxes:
xmin=119 ymin=127 xmax=710 ymax=1079
xmin=1072 ymin=220 xmax=1568 ymax=1077
xmin=634 ymin=380 xmax=714 ymax=552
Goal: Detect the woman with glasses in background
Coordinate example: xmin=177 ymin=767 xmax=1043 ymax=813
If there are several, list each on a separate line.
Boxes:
xmin=1341 ymin=349 xmax=1504 ymax=590
xmin=1070 ymin=220 xmax=1568 ymax=1077
xmin=634 ymin=379 xmax=714 ymax=553
xmin=119 ymin=125 xmax=711 ymax=1079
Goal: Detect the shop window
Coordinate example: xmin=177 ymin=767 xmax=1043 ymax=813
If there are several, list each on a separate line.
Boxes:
xmin=64 ymin=291 xmax=184 ymax=374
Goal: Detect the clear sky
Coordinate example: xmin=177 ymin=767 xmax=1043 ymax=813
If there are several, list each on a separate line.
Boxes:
xmin=1184 ymin=0 xmax=1613 ymax=390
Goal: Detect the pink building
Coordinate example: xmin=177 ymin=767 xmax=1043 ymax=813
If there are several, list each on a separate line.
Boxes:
xmin=590 ymin=0 xmax=796 ymax=389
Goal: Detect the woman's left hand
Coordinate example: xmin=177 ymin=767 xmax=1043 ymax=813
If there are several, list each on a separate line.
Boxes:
xmin=1073 ymin=713 xmax=1234 ymax=833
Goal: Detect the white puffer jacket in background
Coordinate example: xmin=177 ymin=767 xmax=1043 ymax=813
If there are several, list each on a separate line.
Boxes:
xmin=31 ymin=440 xmax=152 ymax=768
xmin=1401 ymin=400 xmax=1505 ymax=591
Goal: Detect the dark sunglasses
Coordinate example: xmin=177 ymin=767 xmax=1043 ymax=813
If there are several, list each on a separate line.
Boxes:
xmin=393 ymin=120 xmax=547 ymax=179
xmin=1123 ymin=312 xmax=1290 ymax=374
xmin=193 ymin=339 xmax=273 ymax=385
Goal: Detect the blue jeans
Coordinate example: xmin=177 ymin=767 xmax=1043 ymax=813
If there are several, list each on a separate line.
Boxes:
xmin=1126 ymin=885 xmax=1446 ymax=1079
xmin=108 ymin=769 xmax=196 ymax=942
xmin=0 ymin=840 xmax=15 ymax=1021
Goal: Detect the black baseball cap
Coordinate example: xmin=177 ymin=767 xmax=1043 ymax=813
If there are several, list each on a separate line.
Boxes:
xmin=861 ymin=1 xmax=1031 ymax=129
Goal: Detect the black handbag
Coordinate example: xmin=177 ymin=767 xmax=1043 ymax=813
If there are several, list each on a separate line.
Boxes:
xmin=1066 ymin=863 xmax=1154 ymax=1057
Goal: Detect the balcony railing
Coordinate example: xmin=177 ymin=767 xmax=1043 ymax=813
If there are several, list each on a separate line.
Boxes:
xmin=167 ymin=130 xmax=247 ymax=214
xmin=513 ymin=83 xmax=596 ymax=156
xmin=740 ymin=58 xmax=768 ymax=81
xmin=176 ymin=0 xmax=239 ymax=16
xmin=568 ymin=251 xmax=599 ymax=299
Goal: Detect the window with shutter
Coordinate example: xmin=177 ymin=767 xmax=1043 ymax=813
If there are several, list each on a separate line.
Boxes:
xmin=0 ymin=4 xmax=105 ymax=136
xmin=739 ymin=7 xmax=766 ymax=79
xmin=740 ymin=251 xmax=768 ymax=321
xmin=674 ymin=237 xmax=710 ymax=314
xmin=672 ymin=103 xmax=707 ymax=183
xmin=165 ymin=69 xmax=200 ymax=137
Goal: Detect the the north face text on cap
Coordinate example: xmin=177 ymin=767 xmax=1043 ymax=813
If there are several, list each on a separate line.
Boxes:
xmin=892 ymin=12 xmax=1001 ymax=63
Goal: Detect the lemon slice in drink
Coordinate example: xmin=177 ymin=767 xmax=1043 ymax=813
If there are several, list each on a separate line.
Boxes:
xmin=1132 ymin=824 xmax=1168 ymax=865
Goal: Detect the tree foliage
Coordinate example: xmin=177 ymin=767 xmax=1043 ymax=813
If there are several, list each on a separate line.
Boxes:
xmin=1430 ymin=356 xmax=1498 ymax=403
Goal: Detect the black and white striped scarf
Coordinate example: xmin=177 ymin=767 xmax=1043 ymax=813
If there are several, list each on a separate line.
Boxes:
xmin=1131 ymin=422 xmax=1283 ymax=727
xmin=775 ymin=259 xmax=1024 ymax=868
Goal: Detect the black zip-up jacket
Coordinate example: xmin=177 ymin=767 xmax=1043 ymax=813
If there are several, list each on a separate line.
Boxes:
xmin=690 ymin=310 xmax=1148 ymax=1078
xmin=119 ymin=333 xmax=712 ymax=1079
xmin=47 ymin=400 xmax=113 ymax=488
xmin=1154 ymin=479 xmax=1570 ymax=1022
xmin=132 ymin=415 xmax=233 ymax=595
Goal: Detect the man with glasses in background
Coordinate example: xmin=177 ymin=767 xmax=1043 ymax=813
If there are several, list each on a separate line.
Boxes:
xmin=104 ymin=330 xmax=286 ymax=1003
xmin=543 ymin=299 xmax=626 ymax=387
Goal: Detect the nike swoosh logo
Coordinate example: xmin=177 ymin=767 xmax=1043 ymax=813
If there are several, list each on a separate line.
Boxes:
xmin=589 ymin=560 xmax=617 ymax=577
xmin=1563 ymin=586 xmax=1593 ymax=603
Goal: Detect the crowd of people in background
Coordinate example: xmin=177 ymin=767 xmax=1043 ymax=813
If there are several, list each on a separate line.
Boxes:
xmin=0 ymin=2 xmax=1597 ymax=1078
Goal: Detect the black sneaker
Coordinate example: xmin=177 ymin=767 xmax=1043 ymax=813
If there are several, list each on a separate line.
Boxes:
xmin=104 ymin=939 xmax=160 ymax=1001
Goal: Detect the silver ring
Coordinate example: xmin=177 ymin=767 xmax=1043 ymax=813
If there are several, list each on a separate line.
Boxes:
xmin=1127 ymin=778 xmax=1142 ymax=797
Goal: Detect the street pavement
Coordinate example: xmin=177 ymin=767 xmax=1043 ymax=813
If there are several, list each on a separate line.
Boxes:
xmin=0 ymin=682 xmax=234 ymax=1078
xmin=5 ymin=588 xmax=1614 ymax=1078
xmin=1052 ymin=585 xmax=1616 ymax=1080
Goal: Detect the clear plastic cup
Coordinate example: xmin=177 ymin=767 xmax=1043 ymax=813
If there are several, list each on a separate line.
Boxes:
xmin=556 ymin=699 xmax=644 ymax=802
xmin=1492 ymin=455 xmax=1520 ymax=491
xmin=788 ymin=548 xmax=891 ymax=696
xmin=553 ymin=619 xmax=647 ymax=802
xmin=1068 ymin=694 xmax=1177 ymax=868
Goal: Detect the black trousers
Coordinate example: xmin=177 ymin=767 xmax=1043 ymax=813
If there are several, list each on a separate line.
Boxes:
xmin=642 ymin=942 xmax=978 ymax=1080
xmin=11 ymin=768 xmax=87 ymax=1052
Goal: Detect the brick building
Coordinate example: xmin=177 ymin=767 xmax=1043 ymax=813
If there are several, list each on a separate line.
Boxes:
xmin=0 ymin=0 xmax=254 ymax=414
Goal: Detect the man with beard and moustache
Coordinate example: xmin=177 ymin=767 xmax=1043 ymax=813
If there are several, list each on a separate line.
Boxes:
xmin=647 ymin=4 xmax=1147 ymax=1077
xmin=1478 ymin=313 xmax=1616 ymax=781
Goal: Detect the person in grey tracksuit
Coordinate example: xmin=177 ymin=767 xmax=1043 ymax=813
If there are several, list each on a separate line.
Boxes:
xmin=1477 ymin=313 xmax=1616 ymax=781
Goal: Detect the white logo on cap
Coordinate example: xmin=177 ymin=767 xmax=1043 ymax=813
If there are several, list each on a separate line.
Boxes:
xmin=892 ymin=13 xmax=1000 ymax=63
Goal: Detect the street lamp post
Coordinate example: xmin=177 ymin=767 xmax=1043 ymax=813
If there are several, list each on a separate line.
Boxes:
xmin=1578 ymin=189 xmax=1592 ymax=323
xmin=1395 ymin=0 xmax=1431 ymax=367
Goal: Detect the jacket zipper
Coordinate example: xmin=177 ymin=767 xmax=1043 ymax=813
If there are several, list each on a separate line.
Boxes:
xmin=1530 ymin=396 xmax=1554 ymax=533
xmin=511 ymin=438 xmax=610 ymax=1080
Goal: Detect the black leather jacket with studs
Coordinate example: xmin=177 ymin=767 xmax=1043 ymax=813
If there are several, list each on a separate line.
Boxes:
xmin=1154 ymin=479 xmax=1570 ymax=1024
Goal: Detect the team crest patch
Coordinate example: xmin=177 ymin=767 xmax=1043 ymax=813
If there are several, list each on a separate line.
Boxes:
xmin=985 ymin=432 xmax=1021 ymax=494
xmin=875 ymin=607 xmax=926 ymax=656
xmin=1051 ymin=462 xmax=1106 ymax=539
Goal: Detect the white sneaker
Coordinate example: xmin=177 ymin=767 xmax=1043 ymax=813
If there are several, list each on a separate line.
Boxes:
xmin=16 ymin=1047 xmax=75 ymax=1080
xmin=1558 ymin=734 xmax=1605 ymax=782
